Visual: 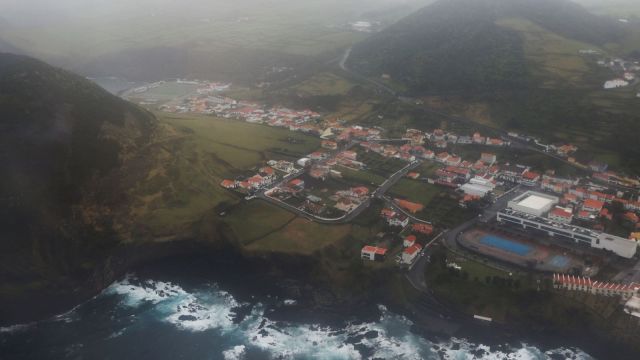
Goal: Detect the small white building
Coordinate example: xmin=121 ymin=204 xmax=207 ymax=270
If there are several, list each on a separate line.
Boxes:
xmin=624 ymin=296 xmax=640 ymax=318
xmin=548 ymin=207 xmax=573 ymax=224
xmin=361 ymin=246 xmax=387 ymax=261
xmin=603 ymin=79 xmax=629 ymax=89
xmin=508 ymin=191 xmax=559 ymax=217
xmin=460 ymin=183 xmax=492 ymax=198
xmin=402 ymin=244 xmax=422 ymax=264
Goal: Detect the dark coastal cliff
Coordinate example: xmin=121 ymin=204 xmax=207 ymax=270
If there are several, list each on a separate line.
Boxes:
xmin=0 ymin=53 xmax=157 ymax=322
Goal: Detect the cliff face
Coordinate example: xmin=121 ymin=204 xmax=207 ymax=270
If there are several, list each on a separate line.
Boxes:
xmin=0 ymin=53 xmax=158 ymax=320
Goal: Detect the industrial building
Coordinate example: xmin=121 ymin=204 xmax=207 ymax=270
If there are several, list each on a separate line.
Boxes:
xmin=507 ymin=191 xmax=559 ymax=217
xmin=497 ymin=209 xmax=637 ymax=258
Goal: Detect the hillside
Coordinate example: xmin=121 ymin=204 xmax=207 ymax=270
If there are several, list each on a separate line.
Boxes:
xmin=347 ymin=0 xmax=640 ymax=173
xmin=0 ymin=53 xmax=156 ymax=318
xmin=347 ymin=0 xmax=625 ymax=94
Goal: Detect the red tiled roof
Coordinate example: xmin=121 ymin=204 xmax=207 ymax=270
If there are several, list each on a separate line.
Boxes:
xmin=412 ymin=223 xmax=434 ymax=235
xmin=550 ymin=208 xmax=572 ymax=218
xmin=220 ymin=180 xmax=235 ymax=188
xmin=395 ymin=199 xmax=425 ymax=214
xmin=404 ymin=244 xmax=423 ymax=255
xmin=362 ymin=246 xmax=388 ymax=255
xmin=583 ymin=198 xmax=604 ymax=210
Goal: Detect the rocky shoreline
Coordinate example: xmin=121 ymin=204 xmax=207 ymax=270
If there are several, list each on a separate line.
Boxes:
xmin=2 ymin=233 xmax=640 ymax=359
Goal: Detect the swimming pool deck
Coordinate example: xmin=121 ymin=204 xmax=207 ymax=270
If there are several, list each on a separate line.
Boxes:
xmin=459 ymin=228 xmax=583 ymax=273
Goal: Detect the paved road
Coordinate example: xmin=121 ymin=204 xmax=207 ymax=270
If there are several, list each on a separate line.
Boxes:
xmin=255 ymin=154 xmax=421 ymax=224
xmin=337 ymin=47 xmax=595 ymax=176
xmin=406 ymin=184 xmax=525 ymax=294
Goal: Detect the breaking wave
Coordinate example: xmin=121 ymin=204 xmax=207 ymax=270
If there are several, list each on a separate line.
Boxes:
xmin=99 ymin=276 xmax=594 ymax=360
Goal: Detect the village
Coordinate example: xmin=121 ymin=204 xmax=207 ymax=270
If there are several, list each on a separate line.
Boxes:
xmin=129 ymin=78 xmax=640 ymax=319
xmin=580 ymin=49 xmax=640 ymax=97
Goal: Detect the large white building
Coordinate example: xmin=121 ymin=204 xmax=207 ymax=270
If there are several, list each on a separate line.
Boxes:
xmin=497 ymin=209 xmax=637 ymax=259
xmin=508 ymin=191 xmax=559 ymax=217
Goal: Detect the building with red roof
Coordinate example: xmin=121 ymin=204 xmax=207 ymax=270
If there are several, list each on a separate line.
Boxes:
xmin=404 ymin=235 xmax=417 ymax=247
xmin=549 ymin=207 xmax=573 ymax=224
xmin=412 ymin=223 xmax=434 ymax=235
xmin=402 ymin=244 xmax=423 ymax=264
xmin=361 ymin=246 xmax=388 ymax=261
xmin=394 ymin=199 xmax=425 ymax=214
xmin=289 ymin=179 xmax=305 ymax=190
xmin=553 ymin=274 xmax=639 ymax=300
xmin=583 ymin=198 xmax=605 ymax=212
xmin=220 ymin=180 xmax=237 ymax=189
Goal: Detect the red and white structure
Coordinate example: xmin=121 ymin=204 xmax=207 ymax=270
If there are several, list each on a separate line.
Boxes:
xmin=361 ymin=246 xmax=388 ymax=262
xmin=553 ymin=273 xmax=640 ymax=300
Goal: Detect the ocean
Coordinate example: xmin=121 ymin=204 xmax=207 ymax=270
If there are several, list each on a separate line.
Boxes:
xmin=0 ymin=273 xmax=595 ymax=360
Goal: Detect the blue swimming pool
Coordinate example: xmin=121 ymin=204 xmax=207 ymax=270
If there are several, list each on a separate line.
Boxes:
xmin=480 ymin=235 xmax=532 ymax=256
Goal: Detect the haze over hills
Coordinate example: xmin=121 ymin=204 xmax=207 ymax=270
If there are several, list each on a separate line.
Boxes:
xmin=347 ymin=0 xmax=640 ymax=172
xmin=347 ymin=0 xmax=626 ymax=94
xmin=0 ymin=0 xmax=434 ymax=83
xmin=0 ymin=53 xmax=156 ymax=320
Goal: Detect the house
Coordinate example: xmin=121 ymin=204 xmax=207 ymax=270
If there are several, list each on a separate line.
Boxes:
xmin=407 ymin=172 xmax=421 ymax=180
xmin=309 ymin=151 xmax=328 ymax=161
xmin=404 ymin=235 xmax=417 ymax=247
xmin=445 ymin=166 xmax=471 ymax=180
xmin=310 ymin=166 xmax=330 ymax=180
xmin=350 ymin=186 xmax=370 ymax=198
xmin=289 ymin=179 xmax=305 ymax=190
xmin=259 ymin=167 xmax=275 ymax=176
xmin=553 ymin=274 xmax=640 ymax=300
xmin=480 ymin=153 xmax=497 ymax=165
xmin=395 ymin=199 xmax=425 ymax=214
xmin=247 ymin=175 xmax=266 ymax=188
xmin=436 ymin=152 xmax=450 ymax=163
xmin=583 ymin=199 xmax=605 ymax=213
xmin=486 ymin=138 xmax=505 ymax=146
xmin=402 ymin=244 xmax=423 ymax=264
xmin=577 ymin=210 xmax=595 ymax=221
xmin=338 ymin=150 xmax=358 ymax=161
xmin=445 ymin=156 xmax=462 ymax=167
xmin=388 ymin=213 xmax=409 ymax=228
xmin=361 ymin=246 xmax=388 ymax=261
xmin=321 ymin=140 xmax=338 ymax=150
xmin=413 ymin=223 xmax=434 ymax=235
xmin=603 ymin=79 xmax=629 ymax=89
xmin=220 ymin=180 xmax=237 ymax=189
xmin=335 ymin=198 xmax=358 ymax=212
xmin=549 ymin=207 xmax=573 ymax=224
xmin=520 ymin=171 xmax=541 ymax=186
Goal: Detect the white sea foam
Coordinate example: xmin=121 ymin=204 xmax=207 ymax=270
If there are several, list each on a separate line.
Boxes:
xmin=222 ymin=345 xmax=246 ymax=360
xmin=99 ymin=277 xmax=596 ymax=360
xmin=162 ymin=289 xmax=240 ymax=332
xmin=0 ymin=323 xmax=32 ymax=334
xmin=104 ymin=275 xmax=186 ymax=307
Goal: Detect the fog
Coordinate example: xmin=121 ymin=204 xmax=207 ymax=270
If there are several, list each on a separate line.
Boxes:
xmin=0 ymin=0 xmax=430 ymax=25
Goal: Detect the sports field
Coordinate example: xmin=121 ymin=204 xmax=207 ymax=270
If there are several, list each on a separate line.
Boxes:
xmin=460 ymin=228 xmax=585 ymax=273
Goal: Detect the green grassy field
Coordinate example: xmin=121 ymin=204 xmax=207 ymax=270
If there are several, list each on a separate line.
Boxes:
xmin=390 ymin=178 xmax=441 ymax=206
xmin=496 ymin=17 xmax=602 ymax=88
xmin=223 ymin=201 xmax=297 ymax=245
xmin=293 ymin=72 xmax=355 ymax=96
xmin=338 ymin=167 xmax=388 ymax=187
xmin=245 ymin=218 xmax=353 ymax=254
xmin=128 ymin=114 xmax=320 ymax=237
xmin=389 ymin=179 xmax=476 ymax=227
xmin=162 ymin=113 xmax=321 ymax=176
